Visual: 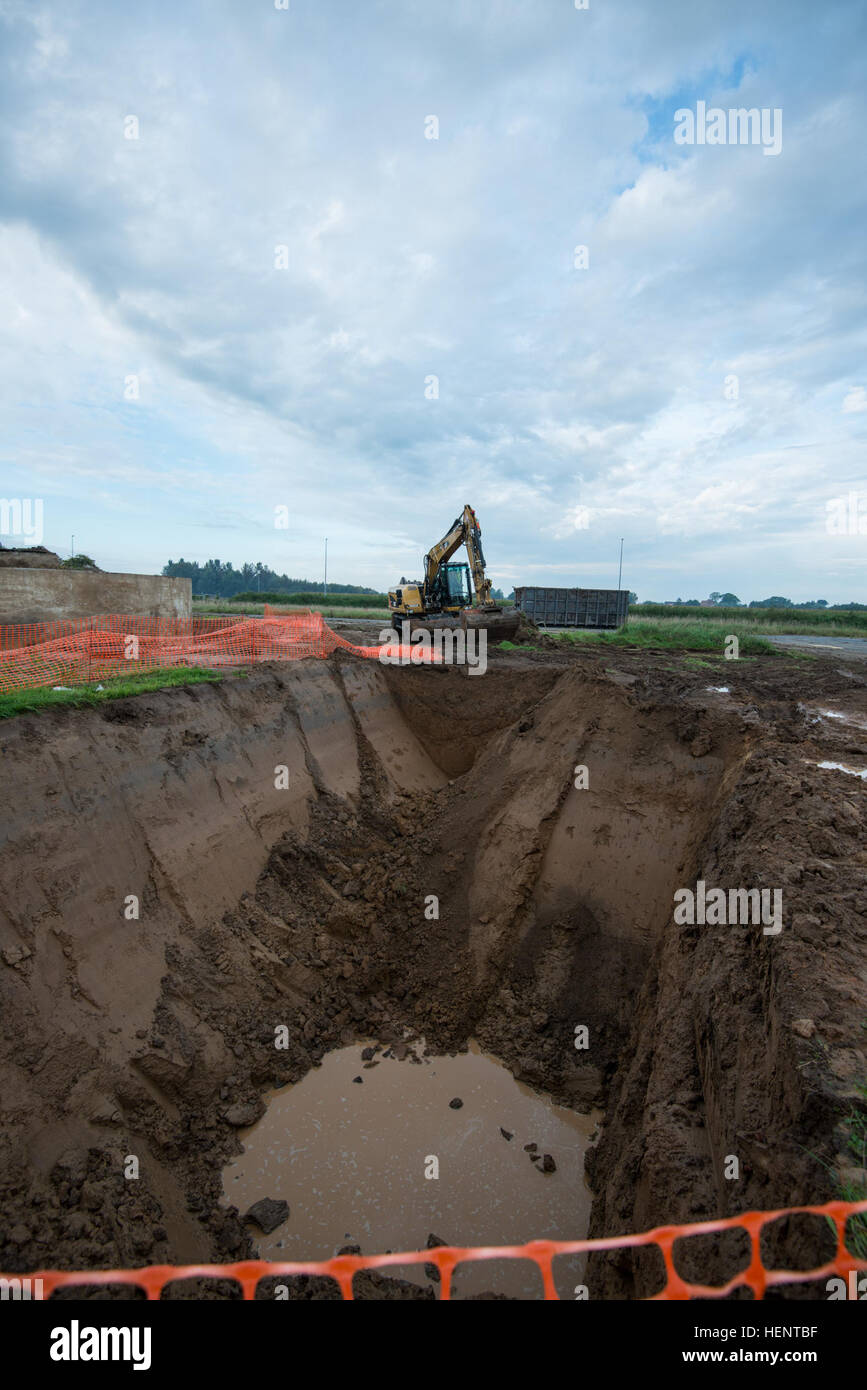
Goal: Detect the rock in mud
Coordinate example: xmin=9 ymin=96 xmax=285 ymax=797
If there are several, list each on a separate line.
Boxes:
xmin=448 ymin=1097 xmax=463 ymax=1109
xmin=224 ymin=1100 xmax=265 ymax=1127
xmin=500 ymin=1128 xmax=513 ymax=1141
xmin=244 ymin=1198 xmax=289 ymax=1234
xmin=2 ymin=945 xmax=31 ymax=967
xmin=540 ymin=1154 xmax=556 ymax=1174
xmin=352 ymin=1075 xmax=363 ymax=1083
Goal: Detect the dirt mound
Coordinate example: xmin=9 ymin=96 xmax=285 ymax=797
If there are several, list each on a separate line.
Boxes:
xmin=0 ymin=547 xmax=62 ymax=568
xmin=508 ymin=609 xmax=542 ymax=644
xmin=1 ymin=647 xmax=865 ymax=1295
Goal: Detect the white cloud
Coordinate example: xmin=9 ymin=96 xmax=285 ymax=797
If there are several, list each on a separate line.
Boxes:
xmin=0 ymin=0 xmax=864 ymax=599
xmin=843 ymin=387 xmax=867 ymax=413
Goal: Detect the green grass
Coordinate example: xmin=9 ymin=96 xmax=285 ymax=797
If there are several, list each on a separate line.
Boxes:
xmin=548 ymin=618 xmax=777 ymax=655
xmin=805 ymin=1075 xmax=867 ymax=1262
xmin=0 ymin=667 xmax=223 ymax=720
xmin=193 ymin=600 xmax=390 ymax=620
xmin=632 ymin=603 xmax=867 ymax=638
xmin=229 ymin=589 xmax=388 ymax=607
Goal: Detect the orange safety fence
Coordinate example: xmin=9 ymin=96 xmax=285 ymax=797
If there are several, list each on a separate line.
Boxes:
xmin=0 ymin=609 xmax=433 ymax=694
xmin=6 ymin=1199 xmax=866 ymax=1301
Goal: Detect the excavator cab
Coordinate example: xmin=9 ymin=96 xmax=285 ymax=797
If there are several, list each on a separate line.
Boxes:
xmin=429 ymin=562 xmax=472 ymax=613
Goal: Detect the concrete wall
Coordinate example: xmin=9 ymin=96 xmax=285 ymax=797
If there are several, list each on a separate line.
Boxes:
xmin=0 ymin=569 xmax=192 ymax=624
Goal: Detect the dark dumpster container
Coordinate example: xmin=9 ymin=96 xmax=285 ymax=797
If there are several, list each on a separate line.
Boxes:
xmin=513 ymin=587 xmax=629 ymax=629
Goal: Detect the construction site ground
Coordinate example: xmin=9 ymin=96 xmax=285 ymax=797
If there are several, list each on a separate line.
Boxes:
xmin=1 ymin=639 xmax=865 ymax=1297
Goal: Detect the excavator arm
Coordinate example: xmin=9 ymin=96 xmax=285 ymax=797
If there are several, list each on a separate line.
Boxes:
xmin=423 ymin=505 xmax=493 ymax=608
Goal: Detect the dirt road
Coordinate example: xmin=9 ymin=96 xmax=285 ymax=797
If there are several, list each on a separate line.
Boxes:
xmin=767 ymin=633 xmax=867 ymax=656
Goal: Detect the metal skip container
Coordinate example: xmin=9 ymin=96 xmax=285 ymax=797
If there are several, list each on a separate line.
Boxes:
xmin=513 ymin=587 xmax=630 ymax=629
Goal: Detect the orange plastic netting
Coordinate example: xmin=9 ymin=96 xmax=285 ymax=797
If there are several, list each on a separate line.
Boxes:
xmin=0 ymin=609 xmax=405 ymax=693
xmin=5 ymin=1199 xmax=866 ymax=1300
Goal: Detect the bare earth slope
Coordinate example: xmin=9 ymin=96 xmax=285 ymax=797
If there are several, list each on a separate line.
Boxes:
xmin=0 ymin=649 xmax=865 ymax=1295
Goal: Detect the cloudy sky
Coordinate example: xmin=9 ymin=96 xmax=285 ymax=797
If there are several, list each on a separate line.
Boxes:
xmin=1 ymin=0 xmax=865 ymax=601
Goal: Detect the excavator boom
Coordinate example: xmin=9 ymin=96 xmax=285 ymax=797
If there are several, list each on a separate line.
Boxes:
xmin=424 ymin=505 xmax=491 ymax=607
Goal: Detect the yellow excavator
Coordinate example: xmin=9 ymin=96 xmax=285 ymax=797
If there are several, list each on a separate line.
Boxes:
xmin=388 ymin=504 xmax=520 ymax=640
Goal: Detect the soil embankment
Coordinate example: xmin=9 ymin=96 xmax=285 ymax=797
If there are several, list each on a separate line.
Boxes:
xmin=0 ymin=648 xmax=865 ymax=1296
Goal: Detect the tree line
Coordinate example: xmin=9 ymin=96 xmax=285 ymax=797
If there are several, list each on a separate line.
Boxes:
xmin=659 ymin=594 xmax=866 ymax=610
xmin=163 ymin=559 xmax=379 ymax=598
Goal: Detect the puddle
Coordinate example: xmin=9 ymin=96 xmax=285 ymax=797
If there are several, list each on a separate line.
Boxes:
xmin=812 ymin=760 xmax=867 ymax=780
xmin=706 ymin=686 xmax=730 ymax=694
xmin=812 ymin=708 xmax=867 ymax=730
xmin=222 ymin=1039 xmax=599 ymax=1299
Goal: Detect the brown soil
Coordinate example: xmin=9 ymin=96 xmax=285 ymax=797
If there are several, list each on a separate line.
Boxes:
xmin=0 ymin=644 xmax=865 ymax=1297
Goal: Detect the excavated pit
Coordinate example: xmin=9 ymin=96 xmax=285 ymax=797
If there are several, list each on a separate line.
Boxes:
xmin=1 ymin=648 xmax=865 ymax=1297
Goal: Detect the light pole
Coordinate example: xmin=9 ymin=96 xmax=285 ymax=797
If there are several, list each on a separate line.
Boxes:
xmin=324 ymin=538 xmax=328 ymax=600
xmin=617 ymin=537 xmax=623 ymax=591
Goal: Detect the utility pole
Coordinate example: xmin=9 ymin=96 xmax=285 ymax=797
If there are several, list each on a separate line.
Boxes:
xmin=617 ymin=537 xmax=624 ymax=591
xmin=324 ymin=538 xmax=328 ymax=599
xmin=71 ymin=535 xmax=75 ymax=559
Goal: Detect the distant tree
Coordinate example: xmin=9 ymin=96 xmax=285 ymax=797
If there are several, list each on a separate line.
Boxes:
xmin=718 ymin=592 xmax=741 ymax=606
xmin=682 ymin=598 xmax=701 ymax=606
xmin=490 ymin=586 xmax=504 ymax=600
xmin=749 ymin=596 xmax=792 ymax=608
xmin=708 ymin=591 xmax=723 ymax=604
xmin=628 ymin=591 xmax=638 ymax=604
xmin=163 ymin=558 xmax=378 ymax=599
xmin=61 ymin=554 xmax=97 ymax=569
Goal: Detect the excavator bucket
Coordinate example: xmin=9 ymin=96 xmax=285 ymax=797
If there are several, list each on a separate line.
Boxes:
xmin=461 ymin=607 xmax=522 ymax=643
